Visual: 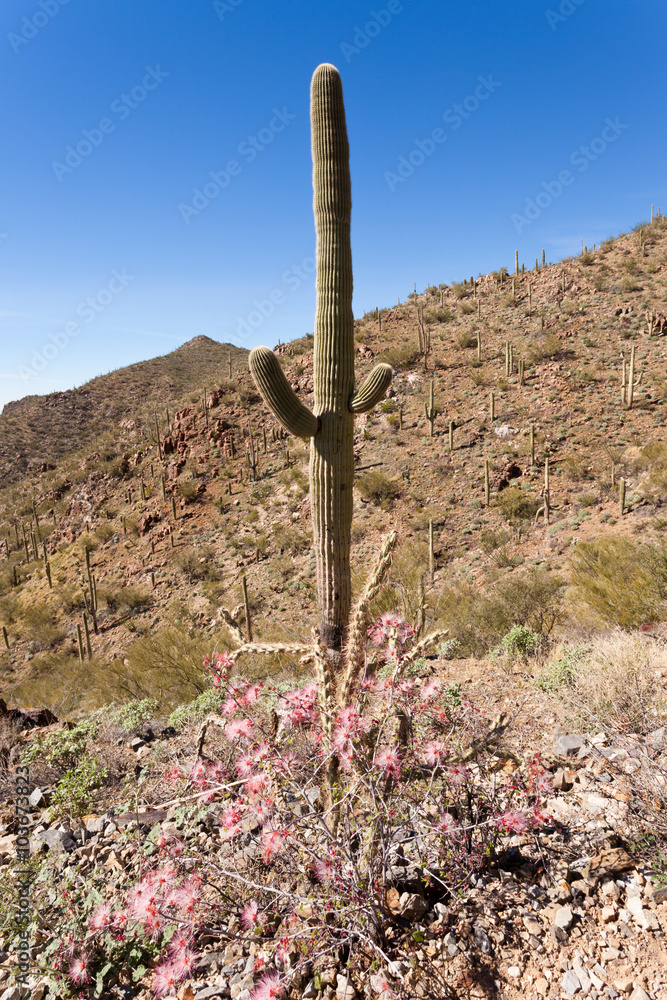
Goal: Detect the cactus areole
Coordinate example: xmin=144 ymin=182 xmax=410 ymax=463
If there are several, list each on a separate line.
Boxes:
xmin=249 ymin=64 xmax=392 ymax=651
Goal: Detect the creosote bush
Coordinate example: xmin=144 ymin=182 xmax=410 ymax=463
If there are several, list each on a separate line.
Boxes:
xmin=355 ymin=469 xmax=401 ymax=508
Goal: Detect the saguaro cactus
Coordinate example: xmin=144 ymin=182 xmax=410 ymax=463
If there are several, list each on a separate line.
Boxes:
xmin=249 ymin=64 xmax=392 ymax=651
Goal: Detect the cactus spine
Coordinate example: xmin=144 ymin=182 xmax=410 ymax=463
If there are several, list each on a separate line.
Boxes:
xmin=249 ymin=65 xmax=391 ymax=651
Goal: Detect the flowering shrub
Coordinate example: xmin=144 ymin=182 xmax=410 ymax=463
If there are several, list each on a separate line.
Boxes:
xmin=29 ymin=609 xmax=555 ymax=1000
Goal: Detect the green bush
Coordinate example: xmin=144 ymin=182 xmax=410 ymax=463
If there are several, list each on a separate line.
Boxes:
xmin=109 ymin=698 xmax=159 ymax=732
xmin=356 ymin=470 xmax=401 ymax=508
xmin=494 ymin=486 xmax=541 ymax=523
xmin=21 ymin=717 xmax=99 ymax=767
xmin=491 ymin=624 xmax=541 ymax=660
xmin=167 ymin=688 xmax=225 ymax=730
xmin=437 ymin=567 xmax=564 ymax=658
xmin=51 ymin=757 xmax=108 ymax=818
xmin=570 ymin=536 xmax=667 ymax=627
xmin=174 ymin=547 xmax=219 ymax=583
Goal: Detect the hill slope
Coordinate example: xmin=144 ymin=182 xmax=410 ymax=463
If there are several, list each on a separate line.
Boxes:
xmin=0 ymin=336 xmax=249 ymax=487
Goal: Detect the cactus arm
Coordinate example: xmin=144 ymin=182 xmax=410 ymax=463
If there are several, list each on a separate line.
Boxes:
xmin=249 ymin=346 xmax=319 ymax=439
xmin=349 ymin=363 xmax=393 ymax=413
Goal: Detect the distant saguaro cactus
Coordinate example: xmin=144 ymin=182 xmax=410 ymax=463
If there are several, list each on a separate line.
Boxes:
xmin=249 ymin=64 xmax=392 ymax=652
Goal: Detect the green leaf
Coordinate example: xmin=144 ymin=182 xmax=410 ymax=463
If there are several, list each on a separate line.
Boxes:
xmin=132 ymin=965 xmax=147 ymax=983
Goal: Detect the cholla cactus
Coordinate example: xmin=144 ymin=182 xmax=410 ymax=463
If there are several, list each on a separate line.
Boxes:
xmin=249 ymin=64 xmax=392 ymax=652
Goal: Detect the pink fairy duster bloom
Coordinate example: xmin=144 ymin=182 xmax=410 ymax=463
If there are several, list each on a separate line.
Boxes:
xmin=374 ymin=747 xmax=401 ymax=779
xmin=252 ymin=972 xmax=285 ymax=1000
xmin=89 ymin=901 xmax=114 ymax=931
xmin=421 ymin=677 xmax=442 ymax=701
xmin=533 ymin=770 xmax=553 ymax=794
xmin=152 ymin=960 xmax=180 ymax=998
xmin=167 ymin=928 xmax=193 ymax=955
xmin=252 ymin=799 xmax=273 ymax=826
xmin=261 ymin=827 xmax=285 ymax=864
xmin=68 ymin=955 xmax=90 ymax=984
xmin=167 ymin=837 xmax=186 ymax=858
xmin=423 ymin=740 xmax=446 ymax=766
xmin=152 ymin=864 xmax=177 ymax=890
xmin=240 ymin=899 xmax=260 ymax=930
xmin=447 ymin=764 xmax=469 ymax=787
xmin=131 ymin=890 xmax=157 ymax=922
xmin=236 ymin=754 xmax=256 ymax=777
xmin=221 ymin=805 xmax=243 ymax=830
xmin=225 ymin=717 xmax=253 ymax=741
xmin=246 ymin=773 xmax=266 ymax=796
xmin=189 ymin=760 xmax=207 ymax=783
xmin=439 ymin=813 xmax=459 ymax=835
xmin=169 ymin=947 xmax=198 ymax=980
xmin=222 ymin=696 xmax=238 ymax=715
xmin=497 ymin=809 xmax=530 ymax=835
xmin=312 ymin=857 xmax=334 ymax=883
xmin=242 ymin=683 xmax=261 ymax=705
xmin=174 ymin=880 xmax=200 ymax=915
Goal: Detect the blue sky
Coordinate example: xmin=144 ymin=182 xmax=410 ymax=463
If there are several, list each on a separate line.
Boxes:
xmin=0 ymin=0 xmax=665 ymax=412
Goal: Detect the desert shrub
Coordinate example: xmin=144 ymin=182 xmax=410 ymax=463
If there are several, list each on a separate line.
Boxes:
xmin=355 ymin=470 xmax=401 ymax=508
xmin=59 ymin=585 xmax=87 ymax=615
xmin=528 ymin=333 xmax=561 ymax=362
xmin=451 ymin=281 xmax=470 ymax=299
xmin=494 ymin=486 xmax=541 ymax=523
xmin=424 ymin=307 xmax=452 ymax=324
xmin=460 ymin=301 xmax=476 ymax=315
xmin=174 ymin=546 xmax=219 ymax=583
xmin=457 ymin=330 xmax=478 ymax=348
xmin=566 ymin=633 xmax=667 ymax=733
xmin=272 ymin=523 xmax=310 ymax=554
xmin=9 ymin=653 xmax=107 ymax=716
xmin=437 ymin=567 xmax=564 ymax=657
xmin=491 ymin=624 xmax=541 ymax=660
xmin=20 ymin=601 xmax=65 ymax=650
xmin=480 ymin=528 xmax=511 ymax=553
xmin=569 ymin=536 xmax=667 ymax=628
xmin=94 ymin=522 xmax=115 ymax=543
xmin=177 ymin=480 xmax=200 ymax=502
xmin=112 ymin=585 xmax=153 ymax=613
xmin=109 ymin=698 xmax=159 ymax=732
xmin=534 ymin=645 xmax=583 ymax=693
xmin=620 ymin=276 xmax=641 ymax=294
xmin=592 ymin=273 xmax=606 ymax=291
xmin=21 ymin=717 xmax=99 ymax=767
xmin=101 ymin=625 xmax=210 ymax=711
xmin=167 ymin=687 xmax=225 ymax=730
xmin=377 ymin=345 xmax=419 ymax=369
xmin=50 ymin=757 xmax=109 ymax=819
xmin=580 ymin=251 xmax=595 ymax=266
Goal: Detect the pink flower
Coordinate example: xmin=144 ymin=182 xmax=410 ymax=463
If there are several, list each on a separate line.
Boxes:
xmin=245 ymin=773 xmax=266 ymax=796
xmin=225 ymin=717 xmax=253 ymax=741
xmin=68 ymin=955 xmax=90 ymax=984
xmin=152 ymin=864 xmax=177 ymax=891
xmin=242 ymin=683 xmax=261 ymax=705
xmin=252 ymin=972 xmax=285 ymax=1000
xmin=261 ymin=827 xmax=285 ymax=864
xmin=169 ymin=947 xmax=198 ymax=979
xmin=421 ymin=677 xmax=442 ymax=701
xmin=236 ymin=754 xmax=256 ymax=777
xmin=533 ymin=770 xmax=553 ymax=794
xmin=240 ymin=899 xmax=260 ymax=930
xmin=189 ymin=760 xmax=207 ymax=783
xmin=447 ymin=764 xmax=469 ymax=787
xmin=152 ymin=960 xmax=180 ymax=997
xmin=280 ymin=684 xmax=319 ymax=728
xmin=89 ymin=901 xmax=114 ymax=931
xmin=312 ymin=857 xmax=334 ymax=883
xmin=221 ymin=805 xmax=243 ymax=831
xmin=173 ymin=880 xmax=200 ymax=915
xmin=168 ymin=928 xmax=194 ymax=954
xmin=374 ymin=747 xmax=401 ymax=779
xmin=422 ymin=740 xmax=446 ymax=766
xmin=439 ymin=813 xmax=459 ymax=835
xmin=497 ymin=809 xmax=530 ymax=835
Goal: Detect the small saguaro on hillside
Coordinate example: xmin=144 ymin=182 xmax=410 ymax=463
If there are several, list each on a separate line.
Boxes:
xmin=249 ymin=63 xmax=392 ymax=654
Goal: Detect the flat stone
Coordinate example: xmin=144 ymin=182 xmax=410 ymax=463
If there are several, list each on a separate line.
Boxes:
xmin=562 ymin=969 xmax=582 ymax=995
xmin=556 ymin=735 xmax=586 ymax=756
xmin=398 ymin=892 xmax=429 ymax=920
xmin=0 ymin=988 xmax=22 ymax=1000
xmin=473 ymin=924 xmax=491 ymax=953
xmin=629 ymin=989 xmax=650 ymax=1000
xmin=335 ymin=974 xmax=356 ymax=1000
xmin=33 ymin=829 xmax=76 ymax=854
xmin=195 ymin=987 xmax=227 ymax=1000
xmin=535 ymin=978 xmax=549 ymax=996
xmin=614 ymin=978 xmax=634 ymax=994
xmin=554 ymin=904 xmax=574 ymax=930
xmin=302 ymin=981 xmax=317 ymax=1000
xmin=28 ymin=788 xmax=46 ymax=809
xmin=85 ymin=816 xmax=105 ymax=834
xmin=507 ymin=967 xmax=521 ymax=978
xmin=523 ymin=915 xmax=542 ymax=936
xmin=601 ymin=905 xmax=617 ymax=923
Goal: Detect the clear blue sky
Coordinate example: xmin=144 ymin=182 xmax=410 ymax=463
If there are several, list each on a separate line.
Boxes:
xmin=0 ymin=0 xmax=664 ymax=412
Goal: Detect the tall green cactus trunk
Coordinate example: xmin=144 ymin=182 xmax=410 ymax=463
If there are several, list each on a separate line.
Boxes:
xmin=310 ymin=64 xmax=355 ymax=649
xmin=249 ymin=64 xmax=392 ymax=653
